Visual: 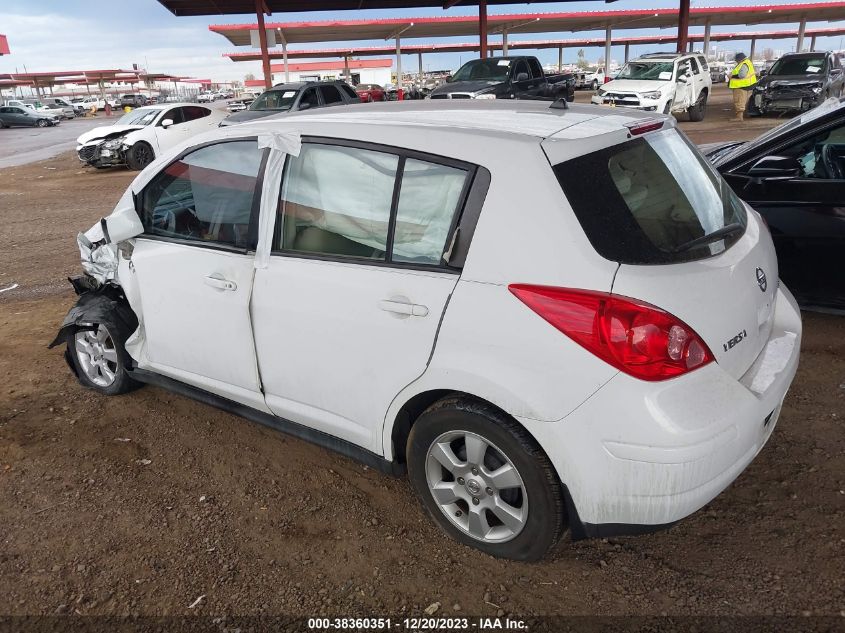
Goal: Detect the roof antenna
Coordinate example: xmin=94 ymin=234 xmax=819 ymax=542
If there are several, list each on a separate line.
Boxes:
xmin=549 ymin=97 xmax=569 ymax=110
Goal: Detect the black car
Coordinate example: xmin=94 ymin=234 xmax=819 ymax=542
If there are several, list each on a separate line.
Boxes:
xmin=120 ymin=94 xmax=148 ymax=108
xmin=750 ymin=51 xmax=844 ymax=115
xmin=703 ymin=98 xmax=845 ymax=311
xmin=220 ymin=80 xmax=359 ymax=126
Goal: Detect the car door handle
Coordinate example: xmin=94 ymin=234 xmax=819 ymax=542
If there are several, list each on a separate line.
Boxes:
xmin=204 ymin=275 xmax=237 ymax=291
xmin=378 ymin=299 xmax=429 ymax=317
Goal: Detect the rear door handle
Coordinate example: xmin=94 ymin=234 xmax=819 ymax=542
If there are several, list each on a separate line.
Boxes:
xmin=379 ymin=299 xmax=429 ymax=317
xmin=204 ymin=275 xmax=237 ymax=291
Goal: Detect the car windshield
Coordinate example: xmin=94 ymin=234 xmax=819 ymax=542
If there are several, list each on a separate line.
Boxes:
xmin=769 ymin=55 xmax=826 ymax=76
xmin=115 ymin=109 xmax=158 ymax=126
xmin=554 ymin=128 xmax=747 ymax=264
xmin=250 ymin=89 xmax=298 ymax=111
xmin=616 ymin=61 xmax=675 ymax=81
xmin=452 ymin=59 xmax=512 ymax=82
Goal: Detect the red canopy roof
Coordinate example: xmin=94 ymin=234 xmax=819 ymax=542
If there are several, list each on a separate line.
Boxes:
xmin=226 ymin=26 xmax=845 ymax=62
xmin=0 ymin=34 xmax=9 ymax=56
xmin=269 ymin=58 xmax=393 ymax=72
xmin=210 ymin=3 xmax=845 ymax=46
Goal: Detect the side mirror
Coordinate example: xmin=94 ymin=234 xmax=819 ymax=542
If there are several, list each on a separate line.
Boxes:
xmin=445 ymin=75 xmax=453 ymax=83
xmin=758 ymin=69 xmax=768 ymax=78
xmin=298 ymin=101 xmax=311 ymax=110
xmin=161 ymin=118 xmax=174 ymax=128
xmin=748 ymin=155 xmax=801 ymax=180
xmin=515 ymin=72 xmax=530 ymax=82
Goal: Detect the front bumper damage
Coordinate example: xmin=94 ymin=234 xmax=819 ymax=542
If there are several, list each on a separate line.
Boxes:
xmin=77 ymin=139 xmax=130 ymax=168
xmin=753 ymin=85 xmax=823 ymax=114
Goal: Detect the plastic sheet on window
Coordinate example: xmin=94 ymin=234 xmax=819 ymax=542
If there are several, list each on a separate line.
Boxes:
xmin=77 ymin=232 xmax=119 ymax=284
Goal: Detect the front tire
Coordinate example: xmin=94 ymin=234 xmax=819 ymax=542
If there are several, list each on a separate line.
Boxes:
xmin=126 ymin=142 xmax=154 ymax=170
xmin=36 ymin=119 xmax=49 ymax=127
xmin=407 ymin=396 xmax=565 ymax=561
xmin=68 ymin=323 xmax=139 ymax=396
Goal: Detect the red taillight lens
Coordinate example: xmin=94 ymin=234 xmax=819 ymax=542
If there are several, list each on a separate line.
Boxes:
xmin=508 ymin=285 xmax=714 ymax=381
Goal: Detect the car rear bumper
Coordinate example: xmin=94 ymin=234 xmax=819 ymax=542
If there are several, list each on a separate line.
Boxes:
xmin=520 ymin=283 xmax=802 ymax=534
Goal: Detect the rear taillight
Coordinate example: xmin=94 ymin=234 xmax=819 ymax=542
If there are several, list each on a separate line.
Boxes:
xmin=508 ymin=285 xmax=714 ymax=381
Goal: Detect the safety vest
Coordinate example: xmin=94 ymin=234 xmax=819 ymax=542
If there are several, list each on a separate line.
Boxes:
xmin=729 ymin=58 xmax=757 ymax=89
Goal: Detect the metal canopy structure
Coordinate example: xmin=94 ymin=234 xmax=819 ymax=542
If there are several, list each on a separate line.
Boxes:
xmin=226 ymin=26 xmax=845 ymax=63
xmin=158 ymin=0 xmax=612 ymax=91
xmin=157 ymin=0 xmax=607 ymax=16
xmin=209 ymin=3 xmax=845 ymax=45
xmin=0 ymin=34 xmax=9 ymax=56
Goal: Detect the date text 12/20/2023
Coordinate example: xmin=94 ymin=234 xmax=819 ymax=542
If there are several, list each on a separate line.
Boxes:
xmin=306 ymin=617 xmax=528 ymax=630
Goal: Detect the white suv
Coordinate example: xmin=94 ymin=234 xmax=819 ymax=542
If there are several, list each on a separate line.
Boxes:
xmin=52 ymin=101 xmax=800 ymax=561
xmin=592 ymin=53 xmax=712 ymax=121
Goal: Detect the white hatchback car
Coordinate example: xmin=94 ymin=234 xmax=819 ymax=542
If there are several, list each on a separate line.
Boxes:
xmin=76 ymin=103 xmax=225 ymax=170
xmin=52 ymin=101 xmax=801 ymax=561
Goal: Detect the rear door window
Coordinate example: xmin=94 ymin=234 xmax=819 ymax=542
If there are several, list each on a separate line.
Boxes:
xmin=527 ymin=58 xmax=543 ymax=80
xmin=553 ymin=128 xmax=747 ymax=264
xmin=319 ymin=85 xmax=344 ymax=104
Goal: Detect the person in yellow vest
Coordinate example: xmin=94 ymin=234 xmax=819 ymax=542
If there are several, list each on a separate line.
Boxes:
xmin=729 ymin=52 xmax=757 ymax=122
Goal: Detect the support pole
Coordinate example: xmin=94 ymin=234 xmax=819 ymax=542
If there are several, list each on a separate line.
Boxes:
xmin=810 ymin=35 xmax=817 ymax=52
xmin=281 ymin=33 xmax=289 ymax=82
xmin=703 ymin=21 xmax=711 ymax=58
xmin=396 ymin=36 xmax=403 ymax=100
xmin=502 ymin=29 xmax=508 ymax=55
xmin=344 ymin=55 xmax=350 ymax=83
xmin=558 ymin=47 xmax=563 ymax=72
xmin=750 ymin=37 xmax=757 ymax=62
xmin=624 ymin=43 xmax=630 ymax=63
xmin=255 ymin=0 xmax=272 ymax=90
xmin=676 ymin=0 xmax=691 ymax=54
xmin=797 ymin=18 xmax=807 ymax=52
xmin=418 ymin=52 xmax=423 ymax=82
xmin=604 ymin=26 xmax=612 ymax=79
xmin=479 ymin=0 xmax=488 ymax=59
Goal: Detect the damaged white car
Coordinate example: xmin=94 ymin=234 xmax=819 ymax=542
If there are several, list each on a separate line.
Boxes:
xmin=52 ymin=101 xmax=801 ymax=561
xmin=75 ymin=103 xmax=224 ymax=170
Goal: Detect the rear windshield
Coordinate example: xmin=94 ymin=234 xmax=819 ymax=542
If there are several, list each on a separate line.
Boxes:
xmin=554 ymin=128 xmax=747 ymax=264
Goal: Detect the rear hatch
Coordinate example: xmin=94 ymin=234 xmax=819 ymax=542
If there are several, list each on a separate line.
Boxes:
xmin=545 ymin=124 xmax=777 ymax=379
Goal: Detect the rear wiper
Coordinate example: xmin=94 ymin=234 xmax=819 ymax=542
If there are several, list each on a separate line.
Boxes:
xmin=670 ymin=223 xmax=745 ymax=254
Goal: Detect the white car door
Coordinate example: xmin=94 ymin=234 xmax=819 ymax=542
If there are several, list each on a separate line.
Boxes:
xmin=129 ymin=138 xmax=269 ymax=411
xmin=250 ymin=141 xmax=476 ymax=452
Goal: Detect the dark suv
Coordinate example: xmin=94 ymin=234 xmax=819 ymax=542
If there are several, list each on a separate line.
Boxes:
xmin=751 ymin=51 xmax=844 ymax=115
xmin=220 ymin=80 xmax=360 ymax=126
xmin=120 ymin=94 xmax=148 ymax=108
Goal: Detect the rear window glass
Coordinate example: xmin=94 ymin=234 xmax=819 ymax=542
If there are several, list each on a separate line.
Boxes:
xmin=554 ymin=128 xmax=747 ymax=264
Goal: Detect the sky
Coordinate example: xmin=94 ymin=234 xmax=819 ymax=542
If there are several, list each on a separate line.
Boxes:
xmin=1 ymin=0 xmax=844 ymax=84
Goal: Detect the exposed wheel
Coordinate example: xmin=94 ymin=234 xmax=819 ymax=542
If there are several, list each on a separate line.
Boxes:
xmin=68 ymin=323 xmax=139 ymax=395
xmin=688 ymin=91 xmax=707 ymax=122
xmin=126 ymin=142 xmax=154 ymax=170
xmin=591 ymin=79 xmax=599 ymax=91
xmin=36 ymin=118 xmax=49 ymax=127
xmin=407 ymin=396 xmax=565 ymax=561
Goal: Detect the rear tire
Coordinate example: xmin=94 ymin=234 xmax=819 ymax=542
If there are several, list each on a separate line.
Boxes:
xmin=68 ymin=323 xmax=139 ymax=396
xmin=591 ymin=79 xmax=599 ymax=91
xmin=126 ymin=142 xmax=154 ymax=170
xmin=407 ymin=395 xmax=565 ymax=561
xmin=687 ymin=91 xmax=707 ymax=122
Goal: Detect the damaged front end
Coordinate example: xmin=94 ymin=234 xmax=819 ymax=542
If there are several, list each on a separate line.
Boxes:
xmin=753 ymin=80 xmax=825 ymax=114
xmin=77 ymin=133 xmax=132 ymax=168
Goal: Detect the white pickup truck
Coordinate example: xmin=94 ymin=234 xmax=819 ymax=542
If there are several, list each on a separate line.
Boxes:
xmin=583 ymin=67 xmax=606 ymax=90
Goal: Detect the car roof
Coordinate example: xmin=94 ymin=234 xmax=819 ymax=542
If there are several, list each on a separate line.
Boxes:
xmin=779 ymin=51 xmax=828 ymax=58
xmin=133 ymin=102 xmax=205 ymax=111
xmin=246 ymin=99 xmax=658 ymax=141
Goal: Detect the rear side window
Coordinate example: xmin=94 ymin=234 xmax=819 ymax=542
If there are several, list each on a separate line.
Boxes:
xmin=340 ymin=84 xmax=358 ymax=100
xmin=689 ymin=58 xmax=700 ymax=75
xmin=319 ymin=85 xmax=343 ymax=104
xmin=182 ymin=106 xmax=210 ymax=121
xmin=698 ymin=56 xmax=709 ymax=71
xmin=553 ymin=129 xmax=747 ymax=264
xmin=528 ymin=58 xmax=543 ymax=79
xmin=140 ymin=140 xmax=263 ymax=248
xmin=276 ymin=142 xmax=471 ymax=266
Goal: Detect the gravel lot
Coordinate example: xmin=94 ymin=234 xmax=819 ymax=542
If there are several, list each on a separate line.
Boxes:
xmin=0 ymin=87 xmax=843 ymax=622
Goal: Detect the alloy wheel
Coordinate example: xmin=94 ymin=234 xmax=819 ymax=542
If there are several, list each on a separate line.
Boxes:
xmin=74 ymin=326 xmax=119 ymax=387
xmin=425 ymin=430 xmax=528 ymax=543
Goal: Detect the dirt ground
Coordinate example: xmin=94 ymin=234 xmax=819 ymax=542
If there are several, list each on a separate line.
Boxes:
xmin=1 ymin=88 xmax=843 ymax=622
